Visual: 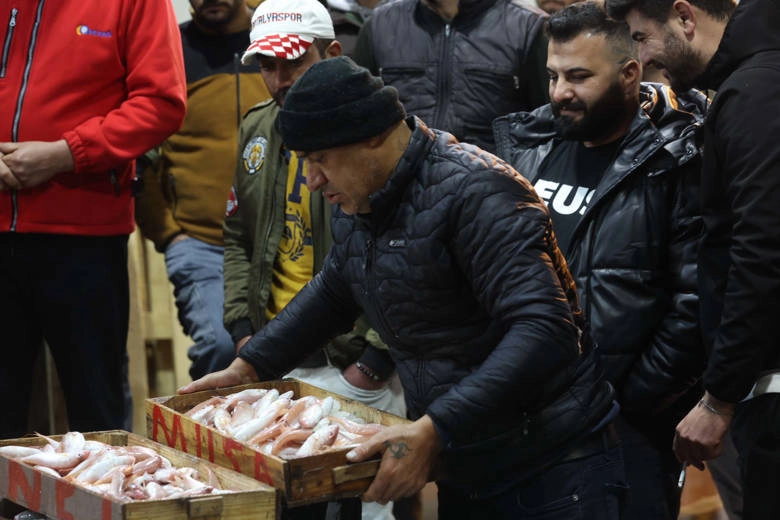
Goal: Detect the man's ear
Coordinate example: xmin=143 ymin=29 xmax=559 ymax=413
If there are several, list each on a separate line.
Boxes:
xmin=672 ymin=0 xmax=698 ymax=38
xmin=326 ymin=40 xmax=343 ymax=58
xmin=620 ymin=59 xmax=642 ymax=96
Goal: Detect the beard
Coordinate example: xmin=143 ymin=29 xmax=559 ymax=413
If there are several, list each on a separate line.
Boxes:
xmin=193 ymin=0 xmax=242 ymax=30
xmin=552 ymin=81 xmax=632 ymax=142
xmin=659 ymin=30 xmax=706 ymax=93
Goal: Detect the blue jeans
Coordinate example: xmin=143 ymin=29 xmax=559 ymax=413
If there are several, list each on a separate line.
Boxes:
xmin=437 ymin=443 xmax=626 ymax=519
xmin=0 ymin=233 xmax=130 ymax=438
xmin=165 ymin=237 xmax=234 ymax=380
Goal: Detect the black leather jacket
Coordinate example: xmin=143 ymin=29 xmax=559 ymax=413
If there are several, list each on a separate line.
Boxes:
xmin=239 ymin=117 xmax=614 ymax=495
xmin=353 ymin=0 xmax=548 ymax=152
xmin=494 ymin=83 xmax=708 ymax=418
xmin=695 ymin=0 xmax=780 ymax=403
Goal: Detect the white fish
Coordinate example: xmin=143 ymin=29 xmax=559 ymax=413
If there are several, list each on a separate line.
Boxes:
xmin=0 ymin=446 xmax=42 ymax=459
xmin=73 ymin=454 xmax=135 ymax=484
xmin=34 ymin=465 xmax=62 ymax=478
xmin=186 ymin=396 xmax=226 ymax=418
xmin=283 ymin=396 xmax=317 ymax=427
xmin=213 ymin=408 xmax=232 ymax=435
xmin=21 ymin=450 xmax=88 ymax=470
xmin=59 ymin=432 xmax=86 ymax=453
xmin=299 ymin=402 xmax=323 ymax=429
xmin=223 ymin=388 xmax=266 ymax=410
xmin=229 ymin=401 xmax=255 ymax=429
xmin=251 ymin=389 xmax=279 ymax=415
xmin=232 ymin=398 xmax=290 ymax=442
xmin=294 ymin=425 xmax=339 ymax=458
xmin=189 ymin=404 xmax=217 ymax=424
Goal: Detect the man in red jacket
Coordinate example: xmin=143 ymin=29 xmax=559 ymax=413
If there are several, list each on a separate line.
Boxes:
xmin=0 ymin=0 xmax=186 ymax=438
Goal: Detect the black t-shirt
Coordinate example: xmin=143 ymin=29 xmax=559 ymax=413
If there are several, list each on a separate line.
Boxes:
xmin=533 ymin=139 xmax=620 ymax=253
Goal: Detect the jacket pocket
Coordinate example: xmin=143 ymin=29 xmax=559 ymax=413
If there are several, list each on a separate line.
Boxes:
xmin=462 ymin=66 xmax=519 ymax=114
xmin=379 ymin=65 xmax=430 ymax=112
xmin=1 ymin=8 xmax=18 ymax=79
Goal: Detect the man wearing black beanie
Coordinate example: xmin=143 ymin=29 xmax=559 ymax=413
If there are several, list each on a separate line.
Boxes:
xmin=184 ymin=56 xmax=625 ymax=519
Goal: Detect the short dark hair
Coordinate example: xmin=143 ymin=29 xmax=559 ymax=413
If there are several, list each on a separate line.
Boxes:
xmin=313 ymin=38 xmax=334 ymax=58
xmin=605 ymin=0 xmax=736 ymax=23
xmin=547 ymin=2 xmax=636 ymax=61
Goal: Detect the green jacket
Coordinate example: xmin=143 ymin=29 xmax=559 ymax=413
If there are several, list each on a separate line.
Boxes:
xmin=223 ymin=101 xmax=391 ymax=372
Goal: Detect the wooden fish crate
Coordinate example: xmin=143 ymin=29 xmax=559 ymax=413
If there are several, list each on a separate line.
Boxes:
xmin=0 ymin=430 xmax=279 ymax=520
xmin=146 ymin=379 xmax=409 ymax=506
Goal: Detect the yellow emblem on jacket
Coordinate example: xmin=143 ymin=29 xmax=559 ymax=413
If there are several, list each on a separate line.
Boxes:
xmin=243 ymin=136 xmax=267 ymax=175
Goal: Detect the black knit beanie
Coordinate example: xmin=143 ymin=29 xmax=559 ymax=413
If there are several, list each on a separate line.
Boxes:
xmin=276 ymin=56 xmax=407 ymax=152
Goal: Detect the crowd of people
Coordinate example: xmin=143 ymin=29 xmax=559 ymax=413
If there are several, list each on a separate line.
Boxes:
xmin=1 ymin=0 xmax=778 ymax=518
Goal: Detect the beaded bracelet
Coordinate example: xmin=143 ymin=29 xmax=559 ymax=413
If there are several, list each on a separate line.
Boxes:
xmin=355 ymin=361 xmax=382 ymax=382
xmin=699 ymin=398 xmax=734 ymax=417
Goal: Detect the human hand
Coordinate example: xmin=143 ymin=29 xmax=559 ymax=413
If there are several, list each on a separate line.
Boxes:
xmin=342 ymin=362 xmax=386 ymax=391
xmin=346 ymin=414 xmax=442 ymax=504
xmin=235 ymin=335 xmax=252 ymax=355
xmin=0 ymin=151 xmax=21 ymax=190
xmin=177 ymin=358 xmax=259 ymax=394
xmin=673 ymin=392 xmax=734 ymax=470
xmin=0 ymin=140 xmax=75 ymax=189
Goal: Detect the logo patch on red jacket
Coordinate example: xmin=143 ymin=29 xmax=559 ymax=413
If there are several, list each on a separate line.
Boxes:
xmin=226 ymin=186 xmax=239 ymax=217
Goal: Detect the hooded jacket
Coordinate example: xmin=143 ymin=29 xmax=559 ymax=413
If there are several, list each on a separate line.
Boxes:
xmin=494 ymin=84 xmax=708 ymax=424
xmin=238 ymin=117 xmax=614 ymax=496
xmin=0 ymin=0 xmax=186 ymax=236
xmin=695 ymin=0 xmax=780 ymax=402
xmin=353 ymin=0 xmax=548 ymax=153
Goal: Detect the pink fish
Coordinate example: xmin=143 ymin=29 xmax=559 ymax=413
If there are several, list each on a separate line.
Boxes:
xmin=294 ymin=425 xmax=339 ymax=458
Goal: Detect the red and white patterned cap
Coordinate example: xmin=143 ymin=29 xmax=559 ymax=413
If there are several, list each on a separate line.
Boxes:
xmin=242 ymin=0 xmax=335 ymax=64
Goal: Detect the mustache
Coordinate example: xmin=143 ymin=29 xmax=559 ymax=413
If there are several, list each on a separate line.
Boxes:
xmin=551 ymin=99 xmax=587 ymax=115
xmin=198 ymin=0 xmax=229 ymax=9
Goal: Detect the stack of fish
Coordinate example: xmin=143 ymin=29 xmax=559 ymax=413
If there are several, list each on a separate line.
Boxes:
xmin=185 ymin=388 xmax=385 ymax=459
xmin=0 ymin=432 xmax=227 ymax=501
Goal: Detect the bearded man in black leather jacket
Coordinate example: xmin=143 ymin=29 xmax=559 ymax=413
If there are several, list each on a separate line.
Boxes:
xmin=182 ymin=56 xmax=625 ymax=519
xmin=493 ymin=4 xmax=707 ymax=518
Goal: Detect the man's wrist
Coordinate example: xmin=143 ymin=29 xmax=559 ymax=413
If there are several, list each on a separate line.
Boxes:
xmin=355 ymin=360 xmax=382 ymax=381
xmin=700 ymin=391 xmax=736 ymax=417
xmin=343 ymin=363 xmax=385 ymax=390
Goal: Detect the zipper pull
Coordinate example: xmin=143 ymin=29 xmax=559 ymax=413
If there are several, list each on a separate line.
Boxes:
xmin=445 ymin=24 xmax=450 ymax=38
xmin=513 ymin=75 xmax=520 ymax=91
xmin=363 ymin=238 xmax=374 ymax=272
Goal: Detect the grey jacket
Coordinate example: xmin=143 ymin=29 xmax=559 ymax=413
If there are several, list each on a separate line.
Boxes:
xmin=353 ymin=0 xmax=548 ymax=152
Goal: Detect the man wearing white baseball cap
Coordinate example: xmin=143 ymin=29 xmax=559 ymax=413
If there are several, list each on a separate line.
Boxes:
xmin=221 ymin=0 xmax=405 ymax=518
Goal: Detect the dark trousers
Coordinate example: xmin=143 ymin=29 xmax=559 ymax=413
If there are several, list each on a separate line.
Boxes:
xmin=732 ymin=393 xmax=780 ymax=520
xmin=0 ymin=233 xmax=130 ymax=438
xmin=616 ymin=416 xmax=682 ymax=520
xmin=437 ymin=442 xmax=626 ymax=519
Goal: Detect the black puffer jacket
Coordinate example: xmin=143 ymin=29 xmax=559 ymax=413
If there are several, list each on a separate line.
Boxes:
xmin=493 ymin=83 xmax=707 ymax=417
xmin=239 ymin=117 xmax=614 ymax=495
xmin=353 ymin=0 xmax=548 ymax=152
xmin=695 ymin=0 xmax=780 ymax=403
